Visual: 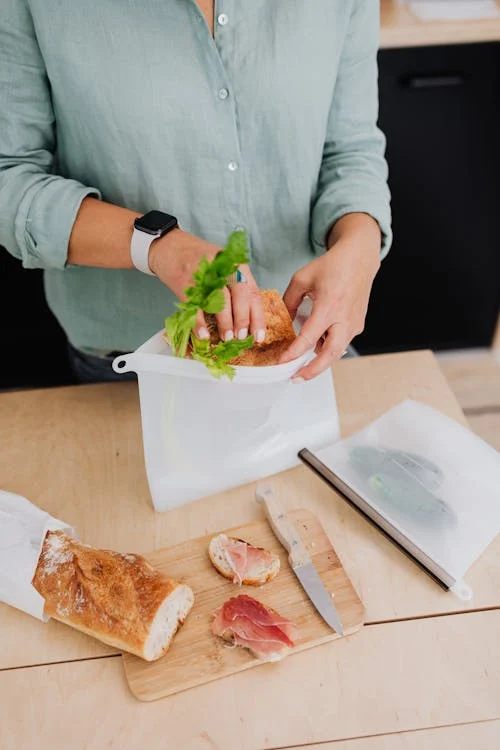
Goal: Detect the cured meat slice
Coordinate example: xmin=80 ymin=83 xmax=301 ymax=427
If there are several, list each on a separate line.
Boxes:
xmin=212 ymin=594 xmax=298 ymax=661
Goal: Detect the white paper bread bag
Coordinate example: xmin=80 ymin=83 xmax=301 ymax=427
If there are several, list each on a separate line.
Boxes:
xmin=0 ymin=490 xmax=74 ymax=620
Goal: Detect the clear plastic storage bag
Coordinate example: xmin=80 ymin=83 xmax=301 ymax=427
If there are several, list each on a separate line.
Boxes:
xmin=303 ymin=400 xmax=500 ymax=599
xmin=113 ymin=330 xmax=339 ymax=511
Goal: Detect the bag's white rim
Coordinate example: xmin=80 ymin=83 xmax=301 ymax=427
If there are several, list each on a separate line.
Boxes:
xmin=112 ymin=333 xmax=313 ymax=384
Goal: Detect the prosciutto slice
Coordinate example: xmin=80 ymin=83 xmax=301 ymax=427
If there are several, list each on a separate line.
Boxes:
xmin=221 ymin=536 xmax=277 ymax=585
xmin=212 ymin=594 xmax=299 ymax=661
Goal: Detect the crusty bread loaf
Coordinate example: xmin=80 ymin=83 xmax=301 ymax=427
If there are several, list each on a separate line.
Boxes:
xmin=32 ymin=531 xmax=194 ymax=661
xmin=206 ymin=289 xmax=296 ymax=366
xmin=208 ymin=533 xmax=280 ymax=585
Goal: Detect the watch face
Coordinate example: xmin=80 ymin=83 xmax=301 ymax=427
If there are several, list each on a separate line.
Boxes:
xmin=134 ymin=210 xmax=178 ymax=235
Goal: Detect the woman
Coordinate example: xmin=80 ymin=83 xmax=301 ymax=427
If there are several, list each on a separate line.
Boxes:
xmin=0 ymin=0 xmax=391 ymax=384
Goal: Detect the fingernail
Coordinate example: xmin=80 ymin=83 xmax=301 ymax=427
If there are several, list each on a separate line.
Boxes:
xmin=291 ymin=377 xmax=305 ymax=385
xmin=224 ymin=330 xmax=234 ymax=342
xmin=255 ymin=329 xmax=266 ymax=343
xmin=198 ymin=327 xmax=210 ymax=340
xmin=238 ymin=328 xmax=248 ymax=340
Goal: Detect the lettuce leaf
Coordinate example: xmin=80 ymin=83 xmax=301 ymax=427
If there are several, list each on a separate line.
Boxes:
xmin=190 ymin=336 xmax=254 ymax=380
xmin=164 ymin=230 xmax=254 ymax=378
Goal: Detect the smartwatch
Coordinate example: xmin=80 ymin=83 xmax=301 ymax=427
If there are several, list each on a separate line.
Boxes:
xmin=131 ymin=210 xmax=178 ymax=275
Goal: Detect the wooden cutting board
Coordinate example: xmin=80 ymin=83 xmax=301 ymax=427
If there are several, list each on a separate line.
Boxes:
xmin=123 ymin=509 xmax=365 ymax=701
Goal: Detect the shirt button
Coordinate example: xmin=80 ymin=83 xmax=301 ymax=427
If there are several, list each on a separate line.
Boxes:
xmin=218 ymin=88 xmax=229 ymax=100
xmin=228 ymin=161 xmax=239 ymax=172
xmin=217 ymin=13 xmax=229 ymax=26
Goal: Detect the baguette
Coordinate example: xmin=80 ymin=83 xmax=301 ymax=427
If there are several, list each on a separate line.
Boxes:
xmin=32 ymin=530 xmax=194 ymax=661
xmin=208 ymin=533 xmax=280 ymax=585
xmin=206 ymin=289 xmax=296 ymax=366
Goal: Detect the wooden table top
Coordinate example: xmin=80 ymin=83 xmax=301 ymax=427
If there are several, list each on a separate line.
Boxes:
xmin=380 ymin=0 xmax=500 ymax=48
xmin=299 ymin=720 xmax=500 ymax=750
xmin=1 ymin=610 xmax=498 ymax=749
xmin=1 ymin=350 xmax=499 ymax=749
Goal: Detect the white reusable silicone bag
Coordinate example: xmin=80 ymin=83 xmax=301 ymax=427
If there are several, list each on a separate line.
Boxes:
xmin=311 ymin=399 xmax=500 ymax=599
xmin=113 ymin=331 xmax=339 ymax=511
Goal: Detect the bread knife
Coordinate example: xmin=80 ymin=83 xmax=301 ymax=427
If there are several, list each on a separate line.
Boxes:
xmin=255 ymin=483 xmax=344 ymax=636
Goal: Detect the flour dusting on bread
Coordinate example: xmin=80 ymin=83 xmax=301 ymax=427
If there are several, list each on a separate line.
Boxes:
xmin=39 ymin=531 xmax=74 ymax=575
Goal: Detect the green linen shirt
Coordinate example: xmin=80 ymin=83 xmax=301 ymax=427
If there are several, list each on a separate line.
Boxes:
xmin=0 ymin=0 xmax=391 ymax=355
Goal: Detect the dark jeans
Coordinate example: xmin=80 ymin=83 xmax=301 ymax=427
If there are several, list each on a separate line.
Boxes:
xmin=67 ymin=343 xmax=137 ymax=385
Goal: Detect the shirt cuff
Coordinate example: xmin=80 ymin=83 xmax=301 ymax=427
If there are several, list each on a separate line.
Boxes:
xmin=14 ymin=176 xmax=102 ymax=270
xmin=311 ymin=195 xmax=393 ymax=260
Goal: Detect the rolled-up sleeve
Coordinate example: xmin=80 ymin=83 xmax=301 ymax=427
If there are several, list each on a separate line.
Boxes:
xmin=310 ymin=0 xmax=392 ymax=258
xmin=0 ymin=0 xmax=101 ymax=270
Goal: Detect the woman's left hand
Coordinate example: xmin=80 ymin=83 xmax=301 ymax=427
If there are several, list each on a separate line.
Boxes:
xmin=280 ymin=214 xmax=382 ymax=381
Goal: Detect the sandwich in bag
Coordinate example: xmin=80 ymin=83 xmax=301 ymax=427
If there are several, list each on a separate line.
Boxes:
xmin=164 ymin=230 xmax=297 ymax=378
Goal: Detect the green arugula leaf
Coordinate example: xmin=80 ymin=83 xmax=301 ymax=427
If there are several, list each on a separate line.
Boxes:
xmin=164 ymin=309 xmax=197 ymax=358
xmin=203 ymin=288 xmax=225 ymax=314
xmin=191 ymin=335 xmax=254 ymax=380
xmin=164 ymin=230 xmax=253 ymax=378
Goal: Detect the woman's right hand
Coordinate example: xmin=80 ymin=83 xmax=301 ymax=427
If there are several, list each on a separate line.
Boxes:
xmin=149 ymin=228 xmax=266 ymax=344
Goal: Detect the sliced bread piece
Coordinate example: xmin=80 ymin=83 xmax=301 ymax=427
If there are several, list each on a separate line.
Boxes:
xmin=205 ymin=289 xmax=297 ymax=366
xmin=208 ymin=533 xmax=280 ymax=586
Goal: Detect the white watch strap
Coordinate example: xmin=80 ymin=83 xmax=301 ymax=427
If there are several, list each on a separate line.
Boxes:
xmin=130 ymin=228 xmax=156 ymax=276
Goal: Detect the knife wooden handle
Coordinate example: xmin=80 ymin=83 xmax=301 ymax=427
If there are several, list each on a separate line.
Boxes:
xmin=255 ymin=485 xmax=310 ymax=567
